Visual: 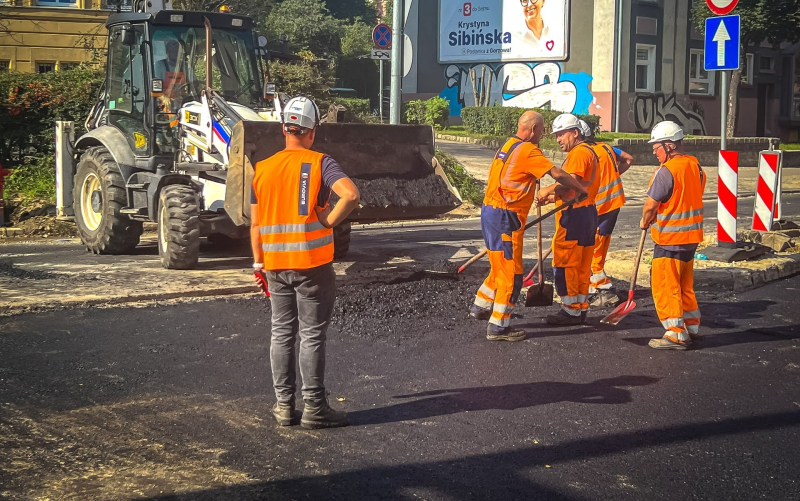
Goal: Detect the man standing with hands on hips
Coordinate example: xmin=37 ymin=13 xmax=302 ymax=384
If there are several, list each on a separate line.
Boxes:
xmin=640 ymin=121 xmax=705 ymax=350
xmin=251 ymin=96 xmax=360 ymax=428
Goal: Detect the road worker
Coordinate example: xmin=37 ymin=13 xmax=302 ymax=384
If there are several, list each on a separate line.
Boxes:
xmin=470 ymin=111 xmax=588 ymax=341
xmin=641 ymin=121 xmax=705 ymax=350
xmin=250 ymin=96 xmax=360 ymax=427
xmin=536 ymin=114 xmax=600 ymax=325
xmin=579 ymin=120 xmax=634 ymax=307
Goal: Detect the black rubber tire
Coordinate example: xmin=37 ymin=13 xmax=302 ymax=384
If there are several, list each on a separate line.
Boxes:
xmin=333 ymin=222 xmax=351 ymax=259
xmin=158 ymin=184 xmax=200 ymax=269
xmin=73 ymin=146 xmax=142 ymax=254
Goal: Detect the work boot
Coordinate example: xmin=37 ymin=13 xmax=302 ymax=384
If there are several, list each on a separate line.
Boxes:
xmin=301 ymin=399 xmax=350 ymax=430
xmin=486 ymin=325 xmax=527 ymax=342
xmin=272 ymin=401 xmax=295 ymax=426
xmin=648 ymin=333 xmax=691 ymax=351
xmin=589 ymin=290 xmax=621 ymax=308
xmin=546 ymin=309 xmax=583 ymax=326
xmin=469 ymin=304 xmax=492 ymax=320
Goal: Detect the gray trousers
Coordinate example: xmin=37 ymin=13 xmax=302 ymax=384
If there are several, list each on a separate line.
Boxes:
xmin=266 ymin=263 xmax=336 ymax=404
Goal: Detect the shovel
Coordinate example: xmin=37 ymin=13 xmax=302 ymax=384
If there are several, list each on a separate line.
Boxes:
xmin=457 ymin=195 xmax=583 ymax=274
xmin=600 ymin=229 xmax=648 ymax=325
xmin=525 ymin=182 xmax=555 ymax=307
xmin=522 ymin=248 xmax=552 ymax=288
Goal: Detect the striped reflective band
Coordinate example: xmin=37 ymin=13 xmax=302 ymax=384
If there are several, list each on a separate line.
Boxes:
xmin=657 ymin=222 xmax=704 ymax=233
xmin=656 ymin=208 xmax=703 ymax=223
xmin=492 ymin=303 xmax=514 ymax=314
xmin=479 ymin=283 xmax=496 ymax=299
xmin=560 ymin=295 xmax=579 ymax=305
xmin=598 ymin=178 xmax=622 ymax=195
xmin=260 ymin=221 xmax=326 ymax=235
xmin=262 ymin=234 xmax=333 ymax=252
xmin=594 ymin=188 xmax=624 ymax=207
xmin=662 ymin=318 xmax=685 ymax=328
xmin=684 ymin=309 xmax=701 ymax=319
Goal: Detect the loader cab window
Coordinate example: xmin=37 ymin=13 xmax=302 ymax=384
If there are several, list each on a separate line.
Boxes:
xmin=106 ymin=24 xmax=149 ymax=155
xmin=151 ymin=25 xmax=262 ymax=110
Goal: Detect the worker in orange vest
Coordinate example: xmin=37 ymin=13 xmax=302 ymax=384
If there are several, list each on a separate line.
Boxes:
xmin=251 ymin=96 xmax=360 ymax=428
xmin=579 ymin=120 xmax=634 ymax=307
xmin=470 ymin=110 xmax=588 ymax=341
xmin=537 ymin=114 xmax=601 ymax=325
xmin=641 ymin=121 xmax=706 ymax=350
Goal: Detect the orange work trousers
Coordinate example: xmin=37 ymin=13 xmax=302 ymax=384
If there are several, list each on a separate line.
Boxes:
xmin=474 ymin=205 xmax=525 ymax=332
xmin=552 ymin=206 xmax=598 ymax=316
xmin=590 ymin=209 xmax=620 ymax=292
xmin=650 ymin=245 xmax=701 ymax=342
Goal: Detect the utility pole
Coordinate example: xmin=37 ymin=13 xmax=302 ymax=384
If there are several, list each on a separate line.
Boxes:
xmin=390 ymin=0 xmax=403 ymax=124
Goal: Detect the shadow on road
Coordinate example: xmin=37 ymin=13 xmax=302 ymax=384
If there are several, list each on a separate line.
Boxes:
xmin=622 ymin=324 xmax=800 ymax=350
xmin=134 ymin=410 xmax=800 ymax=501
xmin=348 ymin=375 xmax=659 ymax=426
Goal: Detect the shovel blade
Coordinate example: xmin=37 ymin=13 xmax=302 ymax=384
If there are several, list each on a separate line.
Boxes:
xmin=525 ymin=283 xmax=554 ymax=307
xmin=600 ymin=299 xmax=637 ymax=325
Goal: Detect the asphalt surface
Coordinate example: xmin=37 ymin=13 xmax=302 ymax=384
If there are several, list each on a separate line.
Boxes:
xmin=1 ymin=269 xmax=799 ymax=500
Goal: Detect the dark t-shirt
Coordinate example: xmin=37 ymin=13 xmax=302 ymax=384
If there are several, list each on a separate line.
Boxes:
xmin=251 ymin=155 xmax=347 ymax=207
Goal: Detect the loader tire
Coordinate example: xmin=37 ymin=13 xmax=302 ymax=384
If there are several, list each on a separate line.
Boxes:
xmin=73 ymin=146 xmax=142 ymax=254
xmin=158 ymin=184 xmax=200 ymax=269
xmin=333 ymin=222 xmax=351 ymax=259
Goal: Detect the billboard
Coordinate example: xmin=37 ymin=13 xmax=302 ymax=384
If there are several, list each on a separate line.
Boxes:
xmin=439 ymin=0 xmax=570 ymax=63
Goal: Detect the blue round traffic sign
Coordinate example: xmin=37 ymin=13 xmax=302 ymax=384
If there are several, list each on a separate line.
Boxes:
xmin=373 ymin=23 xmax=392 ymax=49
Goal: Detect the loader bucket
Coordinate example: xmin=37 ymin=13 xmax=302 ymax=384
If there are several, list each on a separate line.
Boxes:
xmin=225 ymin=121 xmax=462 ymax=227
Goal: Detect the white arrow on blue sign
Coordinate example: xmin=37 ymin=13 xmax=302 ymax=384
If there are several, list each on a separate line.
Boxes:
xmin=704 ymin=15 xmax=740 ymax=71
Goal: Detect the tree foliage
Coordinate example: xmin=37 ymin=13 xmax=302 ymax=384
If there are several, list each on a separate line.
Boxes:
xmin=340 ymin=18 xmax=375 ymax=57
xmin=325 ymin=0 xmax=376 ymax=21
xmin=264 ymin=0 xmax=344 ymax=57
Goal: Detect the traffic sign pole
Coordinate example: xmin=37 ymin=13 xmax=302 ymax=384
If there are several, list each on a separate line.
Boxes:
xmin=379 ymin=60 xmax=384 ymax=122
xmin=390 ymin=0 xmax=403 ymax=125
xmin=721 ymin=70 xmax=727 ymax=151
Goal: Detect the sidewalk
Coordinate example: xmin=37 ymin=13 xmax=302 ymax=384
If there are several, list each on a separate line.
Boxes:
xmin=436 ymin=138 xmax=800 ymax=205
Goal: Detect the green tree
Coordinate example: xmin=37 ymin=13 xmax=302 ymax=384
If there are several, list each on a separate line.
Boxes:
xmin=340 ymin=18 xmax=375 ymax=57
xmin=325 ymin=0 xmax=376 ymax=21
xmin=692 ymin=0 xmax=800 ymax=137
xmin=264 ymin=0 xmax=343 ymax=57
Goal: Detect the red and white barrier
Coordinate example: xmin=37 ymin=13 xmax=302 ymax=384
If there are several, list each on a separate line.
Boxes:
xmin=752 ymin=151 xmax=782 ymax=232
xmin=717 ymin=151 xmax=738 ymax=247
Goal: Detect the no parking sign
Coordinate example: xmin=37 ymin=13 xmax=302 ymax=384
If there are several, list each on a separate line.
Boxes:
xmin=372 ymin=23 xmax=392 ymax=49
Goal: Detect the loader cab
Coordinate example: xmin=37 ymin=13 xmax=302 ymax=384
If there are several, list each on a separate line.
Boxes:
xmin=103 ymin=11 xmax=263 ymax=160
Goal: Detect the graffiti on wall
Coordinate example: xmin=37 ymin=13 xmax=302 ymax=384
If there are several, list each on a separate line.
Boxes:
xmin=631 ymin=93 xmax=707 ymax=135
xmin=438 ymin=62 xmax=594 ymax=116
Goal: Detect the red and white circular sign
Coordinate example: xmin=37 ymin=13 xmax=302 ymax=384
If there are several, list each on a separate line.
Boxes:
xmin=706 ymin=0 xmax=739 ymax=15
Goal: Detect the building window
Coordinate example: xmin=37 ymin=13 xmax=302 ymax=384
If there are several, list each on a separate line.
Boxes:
xmin=689 ymin=49 xmax=715 ymax=96
xmin=635 ymin=44 xmax=656 ymax=93
xmin=760 ymin=56 xmax=774 ymax=72
xmin=36 ymin=0 xmax=78 ymax=6
xmin=0 ymin=61 xmax=9 ymax=72
xmin=741 ymin=53 xmax=754 ymax=85
xmin=37 ymin=63 xmax=55 ymax=73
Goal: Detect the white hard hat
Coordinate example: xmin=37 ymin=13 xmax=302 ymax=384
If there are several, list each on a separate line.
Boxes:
xmin=578 ymin=119 xmax=592 ymax=138
xmin=282 ymin=96 xmax=320 ymax=132
xmin=552 ymin=113 xmax=582 ymax=134
xmin=648 ymin=121 xmax=685 ymax=143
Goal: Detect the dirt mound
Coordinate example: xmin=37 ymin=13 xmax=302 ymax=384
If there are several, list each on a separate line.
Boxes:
xmin=5 ymin=199 xmax=77 ymax=238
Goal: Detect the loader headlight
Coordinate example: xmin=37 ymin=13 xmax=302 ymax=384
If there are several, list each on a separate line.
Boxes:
xmin=231 ymin=18 xmax=242 ymax=27
xmin=170 ymin=15 xmax=183 ymax=22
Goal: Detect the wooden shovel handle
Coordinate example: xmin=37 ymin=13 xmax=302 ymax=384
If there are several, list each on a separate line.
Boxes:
xmin=629 ymin=229 xmax=648 ymax=293
xmin=536 ymin=181 xmax=544 ymax=284
xmin=458 ymin=248 xmax=488 ymax=273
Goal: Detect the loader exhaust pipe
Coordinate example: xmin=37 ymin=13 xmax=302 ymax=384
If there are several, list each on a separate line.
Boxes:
xmin=204 ymin=17 xmax=213 ymax=92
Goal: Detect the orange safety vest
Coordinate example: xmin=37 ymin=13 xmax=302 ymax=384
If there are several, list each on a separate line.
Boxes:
xmin=561 ymin=143 xmax=600 ymax=208
xmin=483 ymin=137 xmax=553 ymax=214
xmin=649 ymin=155 xmax=706 ymax=246
xmin=592 ymin=142 xmax=626 ymax=215
xmin=253 ymin=149 xmax=334 ymax=270
xmin=164 ymin=71 xmax=186 ymax=96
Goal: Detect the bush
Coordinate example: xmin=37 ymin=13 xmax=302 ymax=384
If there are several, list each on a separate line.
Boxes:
xmin=461 ymin=106 xmax=601 ymax=137
xmin=405 ymin=96 xmax=451 ymax=130
xmin=0 ymin=66 xmax=104 ymax=170
xmin=331 ymin=97 xmax=371 ymax=121
xmin=270 ymin=60 xmax=333 ymax=103
xmin=435 ymin=148 xmax=484 ymax=206
xmin=3 ymin=155 xmax=56 ymax=202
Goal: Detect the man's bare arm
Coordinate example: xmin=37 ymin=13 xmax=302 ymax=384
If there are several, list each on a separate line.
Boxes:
xmin=250 ymin=204 xmax=263 ymax=263
xmin=640 ymin=196 xmax=660 ymax=230
xmin=617 ymin=151 xmax=634 ymax=175
xmin=316 ymin=178 xmax=360 ymax=228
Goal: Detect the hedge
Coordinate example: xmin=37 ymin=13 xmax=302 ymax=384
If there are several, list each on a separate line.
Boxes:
xmin=461 ymin=106 xmax=601 ymax=137
xmin=405 ymin=96 xmax=450 ymax=130
xmin=0 ymin=66 xmax=104 ymax=170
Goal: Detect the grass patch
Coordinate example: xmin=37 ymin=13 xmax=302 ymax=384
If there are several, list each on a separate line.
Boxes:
xmin=780 ymin=143 xmax=800 ymax=151
xmin=3 ymin=155 xmax=56 ymax=202
xmin=435 ymin=148 xmax=484 ymax=206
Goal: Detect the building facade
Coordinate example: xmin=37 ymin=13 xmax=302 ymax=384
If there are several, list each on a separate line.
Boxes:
xmin=0 ymin=0 xmax=118 ymax=73
xmin=401 ymin=0 xmax=800 ymax=141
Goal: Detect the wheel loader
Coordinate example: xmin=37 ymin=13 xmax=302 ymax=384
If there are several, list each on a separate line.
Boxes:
xmin=56 ymin=0 xmax=461 ymax=269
